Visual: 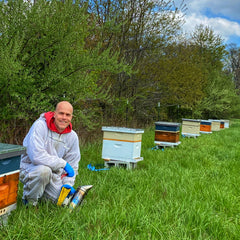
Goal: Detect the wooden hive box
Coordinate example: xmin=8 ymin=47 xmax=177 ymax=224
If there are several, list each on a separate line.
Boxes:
xmin=182 ymin=118 xmax=200 ymax=136
xmin=154 ymin=121 xmax=181 ymax=143
xmin=220 ymin=121 xmax=225 ymax=129
xmin=101 ymin=127 xmax=144 ymax=163
xmin=221 ymin=120 xmax=229 ymax=128
xmin=200 ymin=120 xmax=212 ymax=134
xmin=0 ymin=143 xmax=26 ymax=224
xmin=209 ymin=120 xmax=221 ymax=131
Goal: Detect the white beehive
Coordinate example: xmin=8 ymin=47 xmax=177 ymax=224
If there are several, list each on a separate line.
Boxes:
xmin=101 ymin=127 xmax=144 ymax=163
xmin=209 ymin=120 xmax=221 ymax=131
xmin=181 ymin=119 xmax=200 ymax=137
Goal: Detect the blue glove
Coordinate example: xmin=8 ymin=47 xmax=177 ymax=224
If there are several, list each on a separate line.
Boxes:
xmin=62 ymin=184 xmax=76 ymax=196
xmin=64 ymin=162 xmax=75 ymax=177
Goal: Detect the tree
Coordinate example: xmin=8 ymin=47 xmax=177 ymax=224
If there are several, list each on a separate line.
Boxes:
xmin=227 ymin=44 xmax=240 ymax=89
xmin=0 ymin=0 xmax=131 ymax=143
xmin=190 ymin=25 xmax=240 ymax=118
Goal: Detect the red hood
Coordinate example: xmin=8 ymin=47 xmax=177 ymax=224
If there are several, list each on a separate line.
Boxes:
xmin=44 ymin=111 xmax=72 ymax=134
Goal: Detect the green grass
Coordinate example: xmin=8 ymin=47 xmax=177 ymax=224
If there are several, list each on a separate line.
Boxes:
xmin=1 ymin=120 xmax=240 ymax=239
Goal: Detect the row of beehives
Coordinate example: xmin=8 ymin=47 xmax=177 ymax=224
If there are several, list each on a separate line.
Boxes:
xmin=154 ymin=119 xmax=229 ymax=147
xmin=101 ymin=119 xmax=229 ymax=169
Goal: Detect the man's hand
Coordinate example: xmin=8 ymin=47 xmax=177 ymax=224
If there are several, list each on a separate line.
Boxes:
xmin=64 ymin=162 xmax=75 ymax=177
xmin=62 ymin=184 xmax=76 ymax=196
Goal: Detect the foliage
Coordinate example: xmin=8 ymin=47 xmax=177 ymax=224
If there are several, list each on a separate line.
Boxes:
xmin=189 ymin=25 xmax=240 ymax=119
xmin=0 ymin=0 xmax=132 ymax=142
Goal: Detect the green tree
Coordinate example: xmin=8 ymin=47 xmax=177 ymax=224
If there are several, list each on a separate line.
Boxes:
xmin=0 ymin=0 xmax=131 ymax=143
xmin=190 ymin=25 xmax=240 ymax=119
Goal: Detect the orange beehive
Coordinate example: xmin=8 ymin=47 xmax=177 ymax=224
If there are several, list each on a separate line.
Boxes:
xmin=0 ymin=143 xmax=25 ymax=224
xmin=155 ymin=131 xmax=180 ymax=143
xmin=200 ymin=120 xmax=212 ymax=134
xmin=154 ymin=121 xmax=181 ymax=146
xmin=0 ymin=172 xmax=19 ymax=209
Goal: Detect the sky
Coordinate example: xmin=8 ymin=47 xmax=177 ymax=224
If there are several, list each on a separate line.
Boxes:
xmin=174 ymin=0 xmax=240 ymax=47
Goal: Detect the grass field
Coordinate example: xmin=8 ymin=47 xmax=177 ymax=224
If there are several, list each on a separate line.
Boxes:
xmin=1 ymin=120 xmax=240 ymax=239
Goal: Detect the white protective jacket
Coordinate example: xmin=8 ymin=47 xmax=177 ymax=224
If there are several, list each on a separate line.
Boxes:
xmin=20 ymin=113 xmax=81 ymax=200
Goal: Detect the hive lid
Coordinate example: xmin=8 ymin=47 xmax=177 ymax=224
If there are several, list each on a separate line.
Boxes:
xmin=0 ymin=143 xmax=26 ymax=159
xmin=209 ymin=119 xmax=223 ymax=122
xmin=200 ymin=120 xmax=212 ymax=123
xmin=182 ymin=118 xmax=200 ymax=122
xmin=155 ymin=121 xmax=181 ymax=127
xmin=102 ymin=126 xmax=144 ymax=134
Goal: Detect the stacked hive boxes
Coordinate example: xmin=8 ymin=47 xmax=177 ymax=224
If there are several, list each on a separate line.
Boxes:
xmin=181 ymin=119 xmax=201 ymax=137
xmin=101 ymin=127 xmax=144 ymax=169
xmin=200 ymin=120 xmax=212 ymax=134
xmin=154 ymin=121 xmax=181 ymax=147
xmin=0 ymin=143 xmax=25 ymax=225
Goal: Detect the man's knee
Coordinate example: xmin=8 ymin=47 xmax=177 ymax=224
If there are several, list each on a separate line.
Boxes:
xmin=37 ymin=165 xmax=52 ymax=183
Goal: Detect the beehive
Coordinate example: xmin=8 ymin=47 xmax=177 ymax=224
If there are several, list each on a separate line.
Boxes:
xmin=200 ymin=120 xmax=212 ymax=134
xmin=221 ymin=120 xmax=230 ymax=128
xmin=101 ymin=127 xmax=144 ymax=163
xmin=154 ymin=121 xmax=181 ymax=146
xmin=209 ymin=120 xmax=221 ymax=131
xmin=182 ymin=119 xmax=200 ymax=137
xmin=220 ymin=121 xmax=225 ymax=129
xmin=0 ymin=143 xmax=26 ymax=225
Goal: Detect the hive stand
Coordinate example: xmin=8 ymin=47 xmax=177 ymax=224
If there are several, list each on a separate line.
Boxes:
xmin=154 ymin=141 xmax=181 ymax=150
xmin=181 ymin=133 xmax=200 ymax=139
xmin=103 ymin=158 xmax=143 ymax=169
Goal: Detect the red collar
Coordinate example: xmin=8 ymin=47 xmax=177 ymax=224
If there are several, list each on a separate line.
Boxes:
xmin=44 ymin=111 xmax=72 ymax=134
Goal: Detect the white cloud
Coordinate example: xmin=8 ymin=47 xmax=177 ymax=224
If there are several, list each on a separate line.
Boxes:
xmin=182 ymin=13 xmax=240 ymax=42
xmin=173 ymin=0 xmax=240 ymax=45
xmin=186 ymin=0 xmax=240 ymax=21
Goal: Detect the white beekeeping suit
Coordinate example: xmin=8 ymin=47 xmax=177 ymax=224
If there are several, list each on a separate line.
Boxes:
xmin=20 ymin=111 xmax=81 ymax=204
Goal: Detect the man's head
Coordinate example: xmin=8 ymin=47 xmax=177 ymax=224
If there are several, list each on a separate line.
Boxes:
xmin=54 ymin=101 xmax=73 ymax=133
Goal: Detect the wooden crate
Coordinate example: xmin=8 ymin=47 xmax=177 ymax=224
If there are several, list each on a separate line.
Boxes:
xmin=102 ymin=127 xmax=144 ymax=163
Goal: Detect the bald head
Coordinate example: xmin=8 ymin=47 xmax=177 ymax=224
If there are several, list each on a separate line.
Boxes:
xmin=54 ymin=101 xmax=73 ymax=133
xmin=55 ymin=101 xmax=73 ymax=113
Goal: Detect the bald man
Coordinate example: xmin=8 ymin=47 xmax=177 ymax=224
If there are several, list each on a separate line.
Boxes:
xmin=20 ymin=101 xmax=81 ymax=206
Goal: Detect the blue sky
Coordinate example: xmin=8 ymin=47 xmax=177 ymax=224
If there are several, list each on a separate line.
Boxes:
xmin=175 ymin=0 xmax=240 ymax=47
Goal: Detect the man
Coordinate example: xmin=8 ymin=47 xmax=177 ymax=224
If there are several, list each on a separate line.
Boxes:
xmin=20 ymin=101 xmax=80 ymax=206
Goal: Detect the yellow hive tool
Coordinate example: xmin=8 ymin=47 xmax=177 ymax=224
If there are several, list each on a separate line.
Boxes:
xmin=57 ymin=187 xmax=71 ymax=206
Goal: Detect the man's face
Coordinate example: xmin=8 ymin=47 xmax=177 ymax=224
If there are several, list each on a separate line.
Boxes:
xmin=54 ymin=102 xmax=73 ymax=133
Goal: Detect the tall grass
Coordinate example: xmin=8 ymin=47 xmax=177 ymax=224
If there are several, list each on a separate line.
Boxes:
xmin=1 ymin=120 xmax=240 ymax=239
